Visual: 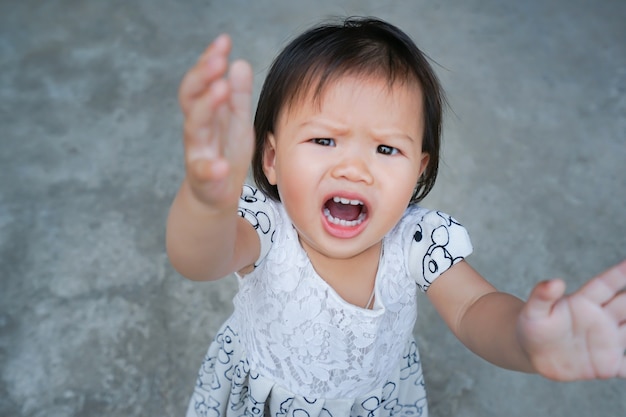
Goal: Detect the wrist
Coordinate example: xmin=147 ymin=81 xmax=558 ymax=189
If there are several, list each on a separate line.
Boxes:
xmin=515 ymin=311 xmax=540 ymax=374
xmin=181 ymin=176 xmax=240 ymax=218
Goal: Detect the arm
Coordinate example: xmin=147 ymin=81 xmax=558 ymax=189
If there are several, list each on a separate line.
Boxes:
xmin=166 ymin=34 xmax=259 ymax=281
xmin=426 ymin=261 xmax=535 ymax=372
xmin=427 ymin=259 xmax=626 ymax=380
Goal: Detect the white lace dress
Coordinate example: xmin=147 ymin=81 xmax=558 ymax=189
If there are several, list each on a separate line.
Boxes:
xmin=186 ymin=185 xmax=473 ymax=417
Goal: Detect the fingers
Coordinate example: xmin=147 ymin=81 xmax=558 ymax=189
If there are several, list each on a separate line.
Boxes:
xmin=198 ymin=33 xmax=231 ymax=63
xmin=621 ymin=327 xmax=626 ymax=378
xmin=177 ymin=34 xmax=254 ymax=201
xmin=228 ymin=59 xmax=253 ymax=121
xmin=180 ymin=35 xmax=253 ymax=151
xmin=604 ymin=291 xmax=626 ymax=323
xmin=185 ymin=78 xmax=230 ymax=159
xmin=179 ymin=34 xmax=232 ymax=115
xmin=522 ymin=279 xmax=567 ymax=321
xmin=577 ymin=260 xmax=626 ymax=305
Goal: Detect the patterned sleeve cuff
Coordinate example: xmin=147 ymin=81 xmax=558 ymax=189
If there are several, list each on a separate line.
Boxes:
xmin=237 ymin=184 xmax=276 ymax=267
xmin=405 ymin=210 xmax=473 ymax=292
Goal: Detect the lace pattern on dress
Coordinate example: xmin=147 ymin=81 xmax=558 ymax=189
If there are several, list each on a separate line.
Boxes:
xmin=233 ymin=186 xmax=472 ymax=399
xmin=186 ymin=317 xmax=430 ymax=417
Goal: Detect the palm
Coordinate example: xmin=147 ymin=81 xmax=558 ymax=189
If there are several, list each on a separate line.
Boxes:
xmin=518 ymin=260 xmax=626 ymax=381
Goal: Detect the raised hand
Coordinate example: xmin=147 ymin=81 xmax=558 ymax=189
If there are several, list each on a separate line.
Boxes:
xmin=178 ymin=34 xmax=254 ymax=210
xmin=517 ymin=260 xmax=626 ymax=380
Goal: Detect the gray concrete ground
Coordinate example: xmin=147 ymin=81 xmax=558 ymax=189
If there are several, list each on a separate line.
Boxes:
xmin=1 ymin=0 xmax=625 ymax=416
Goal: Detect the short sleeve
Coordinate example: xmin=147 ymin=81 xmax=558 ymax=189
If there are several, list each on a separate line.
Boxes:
xmin=237 ymin=184 xmax=276 ymax=267
xmin=404 ymin=210 xmax=473 ymax=292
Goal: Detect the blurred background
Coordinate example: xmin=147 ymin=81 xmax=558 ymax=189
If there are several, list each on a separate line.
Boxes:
xmin=1 ymin=1 xmax=625 ymax=416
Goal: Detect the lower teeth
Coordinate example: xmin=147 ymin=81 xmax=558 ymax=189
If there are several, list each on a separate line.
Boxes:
xmin=323 ymin=208 xmax=366 ymax=227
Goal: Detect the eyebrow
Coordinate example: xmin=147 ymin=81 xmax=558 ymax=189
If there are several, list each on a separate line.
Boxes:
xmin=297 ymin=118 xmax=351 ymax=135
xmin=299 ymin=118 xmax=416 ymax=143
xmin=371 ymin=128 xmax=416 ymax=144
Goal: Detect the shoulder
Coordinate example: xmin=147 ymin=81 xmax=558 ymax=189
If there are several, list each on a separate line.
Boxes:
xmin=397 ymin=206 xmax=473 ymax=291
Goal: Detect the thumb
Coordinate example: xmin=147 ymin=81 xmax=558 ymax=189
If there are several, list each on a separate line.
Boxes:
xmin=522 ymin=279 xmax=567 ymax=321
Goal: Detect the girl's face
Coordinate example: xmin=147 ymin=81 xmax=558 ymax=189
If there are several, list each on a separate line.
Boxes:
xmin=263 ymin=75 xmax=429 ymax=266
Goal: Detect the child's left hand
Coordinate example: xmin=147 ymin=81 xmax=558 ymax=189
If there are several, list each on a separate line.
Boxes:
xmin=518 ymin=260 xmax=626 ymax=381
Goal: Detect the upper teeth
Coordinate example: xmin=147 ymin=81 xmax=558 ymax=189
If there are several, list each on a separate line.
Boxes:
xmin=333 ymin=196 xmax=363 ymax=206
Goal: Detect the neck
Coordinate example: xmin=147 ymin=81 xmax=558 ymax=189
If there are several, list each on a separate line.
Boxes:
xmin=300 ymin=239 xmax=382 ymax=308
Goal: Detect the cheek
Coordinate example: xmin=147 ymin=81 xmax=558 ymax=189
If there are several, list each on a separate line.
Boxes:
xmin=274 ymin=155 xmax=321 ymax=205
xmin=277 ymin=177 xmax=318 ymax=226
xmin=377 ymin=169 xmax=420 ymax=212
xmin=272 ymin=157 xmax=299 ymax=195
xmin=276 ymin=146 xmax=318 ymax=181
xmin=378 ymin=160 xmax=420 ymax=189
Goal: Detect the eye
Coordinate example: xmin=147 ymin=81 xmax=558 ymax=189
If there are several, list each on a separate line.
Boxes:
xmin=377 ymin=144 xmax=399 ymax=155
xmin=311 ymin=138 xmax=335 ymax=147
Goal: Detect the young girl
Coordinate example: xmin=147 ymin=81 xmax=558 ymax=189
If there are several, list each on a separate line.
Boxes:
xmin=167 ymin=17 xmax=626 ymax=417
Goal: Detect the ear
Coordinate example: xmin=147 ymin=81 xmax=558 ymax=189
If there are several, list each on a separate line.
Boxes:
xmin=419 ymin=152 xmax=430 ymax=178
xmin=263 ymin=134 xmax=278 ymax=185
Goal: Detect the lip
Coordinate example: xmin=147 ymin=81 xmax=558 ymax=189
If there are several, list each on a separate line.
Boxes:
xmin=320 ymin=191 xmax=371 ymax=239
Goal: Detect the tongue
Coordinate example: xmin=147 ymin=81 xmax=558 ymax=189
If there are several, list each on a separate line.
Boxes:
xmin=326 ymin=200 xmax=361 ymax=221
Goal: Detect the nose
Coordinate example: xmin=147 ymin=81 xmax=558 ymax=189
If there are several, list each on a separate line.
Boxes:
xmin=330 ymin=152 xmax=374 ymax=185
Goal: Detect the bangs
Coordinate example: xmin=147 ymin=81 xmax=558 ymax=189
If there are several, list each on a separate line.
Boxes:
xmin=279 ymin=24 xmax=419 ymax=112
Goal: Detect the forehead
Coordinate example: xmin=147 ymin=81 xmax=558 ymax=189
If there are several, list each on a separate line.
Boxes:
xmin=279 ymin=73 xmax=423 ymax=121
xmin=272 ymin=75 xmax=425 ymax=146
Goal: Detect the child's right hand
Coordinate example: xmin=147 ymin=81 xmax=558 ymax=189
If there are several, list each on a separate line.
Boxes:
xmin=178 ymin=34 xmax=254 ymax=211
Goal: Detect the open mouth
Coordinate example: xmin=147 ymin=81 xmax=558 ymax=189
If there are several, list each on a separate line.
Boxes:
xmin=323 ymin=196 xmax=368 ymax=227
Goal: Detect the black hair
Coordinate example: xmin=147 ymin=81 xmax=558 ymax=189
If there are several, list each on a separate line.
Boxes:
xmin=252 ymin=17 xmax=445 ymax=204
